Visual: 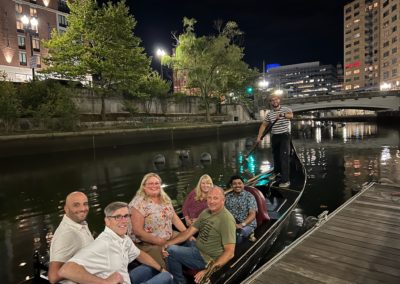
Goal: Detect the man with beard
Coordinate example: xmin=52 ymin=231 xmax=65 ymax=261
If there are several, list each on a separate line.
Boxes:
xmin=225 ymin=175 xmax=258 ymax=243
xmin=257 ymin=93 xmax=293 ymax=188
xmin=49 ymin=191 xmax=94 ymax=283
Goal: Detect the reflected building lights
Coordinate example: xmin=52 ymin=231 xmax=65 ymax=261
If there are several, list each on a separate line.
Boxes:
xmin=380 ymin=147 xmax=391 ymax=164
xmin=315 ymin=127 xmax=321 ymax=143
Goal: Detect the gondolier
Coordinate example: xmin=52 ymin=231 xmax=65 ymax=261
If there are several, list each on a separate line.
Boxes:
xmin=257 ymin=92 xmax=293 ymax=188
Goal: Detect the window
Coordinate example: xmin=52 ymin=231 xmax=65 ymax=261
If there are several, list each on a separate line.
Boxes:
xmin=392 ymin=26 xmax=397 ymax=33
xmin=392 ymin=68 xmax=397 ymax=76
xmin=345 ymin=43 xmax=352 ymax=48
xmin=32 ymin=38 xmax=40 ymax=51
xmin=19 ymin=51 xmax=27 ymax=65
xmin=354 ymin=33 xmax=360 ymax=38
xmin=346 ymin=15 xmax=352 ymax=20
xmin=58 ymin=15 xmax=68 ymax=27
xmin=392 ymin=4 xmax=397 ymax=11
xmin=354 ymin=76 xmax=359 ymax=81
xmin=30 ymin=8 xmax=37 ymax=17
xmin=392 ymin=57 xmax=397 ymax=64
xmin=384 ymin=41 xmax=390 ymax=47
xmin=15 ymin=4 xmax=22 ymax=14
xmin=354 ymin=11 xmax=360 ymax=17
xmin=18 ymin=35 xmax=25 ymax=48
xmin=383 ymin=0 xmax=389 ymax=8
xmin=345 ymin=50 xmax=351 ymax=55
xmin=392 ymin=47 xmax=397 ymax=54
xmin=392 ymin=36 xmax=398 ymax=43
xmin=354 ymin=69 xmax=360 ymax=74
xmin=16 ymin=20 xmax=24 ymax=31
xmin=384 ymin=51 xmax=390 ymax=57
xmin=354 ymin=55 xmax=360 ymax=59
xmin=383 ymin=71 xmax=389 ymax=79
xmin=383 ymin=10 xmax=389 ymax=18
xmin=345 ymin=71 xmax=352 ymax=75
xmin=383 ymin=61 xmax=390 ymax=67
xmin=354 ymin=3 xmax=359 ymax=9
xmin=383 ymin=20 xmax=390 ymax=28
xmin=35 ymin=55 xmax=41 ymax=67
xmin=354 ymin=40 xmax=360 ymax=45
xmin=392 ymin=15 xmax=397 ymax=22
xmin=345 ymin=7 xmax=352 ymax=13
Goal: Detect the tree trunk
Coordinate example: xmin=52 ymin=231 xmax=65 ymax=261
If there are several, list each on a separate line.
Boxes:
xmin=101 ymin=94 xmax=106 ymax=121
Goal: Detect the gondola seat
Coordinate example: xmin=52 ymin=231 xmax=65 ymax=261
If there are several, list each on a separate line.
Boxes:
xmin=244 ymin=186 xmax=270 ymax=226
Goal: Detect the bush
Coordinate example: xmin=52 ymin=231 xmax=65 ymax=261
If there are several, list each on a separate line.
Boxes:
xmin=0 ymin=80 xmax=21 ymax=132
xmin=33 ymin=82 xmax=79 ymax=131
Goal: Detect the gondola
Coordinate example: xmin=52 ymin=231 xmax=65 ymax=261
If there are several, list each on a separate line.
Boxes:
xmin=199 ymin=140 xmax=307 ymax=284
xmin=29 ymin=140 xmax=306 ymax=284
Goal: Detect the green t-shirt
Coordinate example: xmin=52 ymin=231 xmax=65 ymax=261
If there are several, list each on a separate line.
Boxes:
xmin=193 ymin=207 xmax=236 ymax=262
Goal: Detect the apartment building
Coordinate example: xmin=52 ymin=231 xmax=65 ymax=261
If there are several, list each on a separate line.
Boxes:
xmin=0 ymin=0 xmax=68 ymax=82
xmin=266 ymin=62 xmax=341 ymax=97
xmin=344 ymin=0 xmax=400 ymax=90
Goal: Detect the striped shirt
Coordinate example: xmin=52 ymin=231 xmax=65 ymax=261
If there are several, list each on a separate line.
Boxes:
xmin=264 ymin=106 xmax=292 ymax=135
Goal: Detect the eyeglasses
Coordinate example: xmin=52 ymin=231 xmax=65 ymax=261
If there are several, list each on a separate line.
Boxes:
xmin=107 ymin=214 xmax=131 ymax=221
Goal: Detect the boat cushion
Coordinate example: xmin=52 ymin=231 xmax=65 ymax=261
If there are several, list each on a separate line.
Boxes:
xmin=244 ymin=186 xmax=270 ymax=226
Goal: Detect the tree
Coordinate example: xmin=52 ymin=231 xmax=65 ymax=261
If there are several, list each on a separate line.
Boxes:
xmin=43 ymin=0 xmax=151 ymax=120
xmin=0 ymin=73 xmax=21 ymax=132
xmin=164 ymin=18 xmax=258 ymax=122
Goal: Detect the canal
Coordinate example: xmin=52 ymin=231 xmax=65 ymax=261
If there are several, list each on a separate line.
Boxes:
xmin=0 ymin=121 xmax=399 ymax=284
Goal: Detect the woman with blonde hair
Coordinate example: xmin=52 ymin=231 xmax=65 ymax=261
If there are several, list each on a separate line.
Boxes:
xmin=182 ymin=174 xmax=213 ymax=226
xmin=129 ymin=173 xmax=187 ymax=268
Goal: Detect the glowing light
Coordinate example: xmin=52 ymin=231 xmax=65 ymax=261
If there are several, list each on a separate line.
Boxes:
xmin=273 ymin=89 xmax=283 ymax=96
xmin=2 ymin=47 xmax=14 ymax=63
xmin=19 ymin=262 xmax=27 ymax=267
xmin=380 ymin=82 xmax=391 ymax=90
xmin=43 ymin=0 xmax=50 ymax=7
xmin=156 ymin=48 xmax=166 ymax=58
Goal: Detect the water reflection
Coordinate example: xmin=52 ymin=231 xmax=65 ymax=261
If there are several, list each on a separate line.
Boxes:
xmin=0 ymin=122 xmax=399 ymax=283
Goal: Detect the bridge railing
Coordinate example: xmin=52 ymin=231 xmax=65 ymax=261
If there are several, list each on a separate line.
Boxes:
xmin=285 ymin=90 xmax=399 ymax=104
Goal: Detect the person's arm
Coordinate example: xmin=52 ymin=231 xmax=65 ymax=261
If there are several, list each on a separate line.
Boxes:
xmin=130 ymin=207 xmax=166 ymax=245
xmin=282 ymin=111 xmax=293 ymax=119
xmin=257 ymin=121 xmax=268 ymax=142
xmin=238 ymin=210 xmax=256 ymax=228
xmin=48 ymin=261 xmax=64 ymax=284
xmin=194 ymin=243 xmax=235 ymax=283
xmin=136 ymin=250 xmax=166 ymax=272
xmin=58 ymin=262 xmax=123 ymax=284
xmin=172 ymin=211 xmax=187 ymax=232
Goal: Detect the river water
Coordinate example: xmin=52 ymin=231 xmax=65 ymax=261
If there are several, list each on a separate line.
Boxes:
xmin=0 ymin=121 xmax=399 ymax=284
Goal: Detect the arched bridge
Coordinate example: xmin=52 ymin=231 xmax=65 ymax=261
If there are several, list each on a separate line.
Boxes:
xmin=284 ymin=91 xmax=400 ymax=113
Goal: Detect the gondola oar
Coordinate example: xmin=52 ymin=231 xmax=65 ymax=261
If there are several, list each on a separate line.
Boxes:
xmin=244 ymin=116 xmax=280 ymax=159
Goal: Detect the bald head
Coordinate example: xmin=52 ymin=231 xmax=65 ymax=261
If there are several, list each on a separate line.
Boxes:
xmin=64 ymin=191 xmax=89 ymax=224
xmin=207 ymin=186 xmax=225 ymax=213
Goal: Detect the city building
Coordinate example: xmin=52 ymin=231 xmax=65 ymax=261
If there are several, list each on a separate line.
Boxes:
xmin=265 ymin=61 xmax=341 ymax=97
xmin=344 ymin=0 xmax=400 ymax=90
xmin=0 ymin=0 xmax=68 ymax=82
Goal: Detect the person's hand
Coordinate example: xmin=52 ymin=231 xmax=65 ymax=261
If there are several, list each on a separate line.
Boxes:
xmin=189 ymin=235 xmax=196 ymax=242
xmin=105 ymin=272 xmax=123 ymax=284
xmin=161 ymin=243 xmax=169 ymax=258
xmin=279 ymin=112 xmax=286 ymax=119
xmin=194 ymin=269 xmax=206 ymax=283
xmin=256 ymin=137 xmax=262 ymax=143
xmin=156 ymin=237 xmax=167 ymax=246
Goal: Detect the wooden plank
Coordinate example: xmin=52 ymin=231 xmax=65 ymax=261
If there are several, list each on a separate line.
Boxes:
xmin=293 ymin=243 xmax=400 ymax=276
xmin=332 ymin=214 xmax=400 ymax=232
xmin=307 ymin=234 xmax=400 ymax=261
xmin=337 ymin=210 xmax=400 ymax=228
xmin=280 ymin=249 xmax=400 ymax=283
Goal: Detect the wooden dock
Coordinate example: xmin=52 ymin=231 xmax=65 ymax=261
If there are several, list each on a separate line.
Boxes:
xmin=244 ymin=182 xmax=400 ymax=284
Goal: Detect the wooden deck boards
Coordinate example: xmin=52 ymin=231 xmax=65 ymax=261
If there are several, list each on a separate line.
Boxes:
xmin=244 ymin=183 xmax=400 ymax=284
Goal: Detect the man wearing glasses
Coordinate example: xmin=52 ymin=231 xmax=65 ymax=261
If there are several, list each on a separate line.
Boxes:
xmin=59 ymin=202 xmax=172 ymax=284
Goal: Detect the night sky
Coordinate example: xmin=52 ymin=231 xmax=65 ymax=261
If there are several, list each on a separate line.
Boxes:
xmin=126 ymin=0 xmax=353 ymax=70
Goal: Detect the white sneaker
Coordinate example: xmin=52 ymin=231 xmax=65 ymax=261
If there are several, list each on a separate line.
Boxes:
xmin=279 ymin=181 xmax=290 ymax=188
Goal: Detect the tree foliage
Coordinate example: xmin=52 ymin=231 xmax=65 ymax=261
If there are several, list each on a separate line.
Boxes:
xmin=43 ymin=0 xmax=151 ymax=120
xmin=164 ymin=18 xmax=258 ymax=121
xmin=0 ymin=76 xmax=21 ymax=132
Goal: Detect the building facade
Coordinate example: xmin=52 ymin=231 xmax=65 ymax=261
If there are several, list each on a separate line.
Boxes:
xmin=266 ymin=61 xmax=341 ymax=97
xmin=344 ymin=0 xmax=400 ymax=90
xmin=0 ymin=0 xmax=68 ymax=82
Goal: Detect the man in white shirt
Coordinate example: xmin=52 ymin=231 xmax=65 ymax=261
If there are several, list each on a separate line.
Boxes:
xmin=59 ymin=201 xmax=173 ymax=284
xmin=49 ymin=191 xmax=94 ymax=284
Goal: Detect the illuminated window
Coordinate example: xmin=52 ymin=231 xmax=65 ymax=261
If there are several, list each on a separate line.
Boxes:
xmin=354 ymin=18 xmax=360 ymax=23
xmin=354 ymin=33 xmax=360 ymax=38
xmin=32 ymin=38 xmax=40 ymax=51
xmin=353 ymin=85 xmax=360 ymax=89
xmin=345 ymin=85 xmax=352 ymax=90
xmin=15 ymin=4 xmax=22 ymax=14
xmin=16 ymin=20 xmax=24 ymax=31
xmin=19 ymin=51 xmax=27 ymax=65
xmin=36 ymin=55 xmax=41 ymax=67
xmin=345 ymin=71 xmax=352 ymax=75
xmin=30 ymin=8 xmax=37 ymax=17
xmin=354 ymin=69 xmax=360 ymax=74
xmin=17 ymin=35 xmax=25 ymax=48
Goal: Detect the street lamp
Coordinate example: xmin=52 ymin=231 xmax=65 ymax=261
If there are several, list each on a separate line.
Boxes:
xmin=156 ymin=48 xmax=166 ymax=79
xmin=21 ymin=15 xmax=38 ymax=80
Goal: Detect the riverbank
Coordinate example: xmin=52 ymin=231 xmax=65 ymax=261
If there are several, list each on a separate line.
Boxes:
xmin=0 ymin=121 xmax=260 ymax=158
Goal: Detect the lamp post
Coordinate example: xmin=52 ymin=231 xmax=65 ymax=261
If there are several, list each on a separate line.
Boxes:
xmin=156 ymin=48 xmax=166 ymax=79
xmin=21 ymin=15 xmax=38 ymax=81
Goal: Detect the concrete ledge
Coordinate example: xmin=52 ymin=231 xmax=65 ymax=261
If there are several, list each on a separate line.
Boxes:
xmin=0 ymin=122 xmax=260 ymax=158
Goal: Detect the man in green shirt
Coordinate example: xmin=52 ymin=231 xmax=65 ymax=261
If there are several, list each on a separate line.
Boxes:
xmin=162 ymin=186 xmax=236 ymax=284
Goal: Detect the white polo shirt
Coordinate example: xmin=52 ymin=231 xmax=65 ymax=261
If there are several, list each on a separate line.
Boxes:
xmin=68 ymin=226 xmax=140 ymax=284
xmin=50 ymin=215 xmax=94 ymax=262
